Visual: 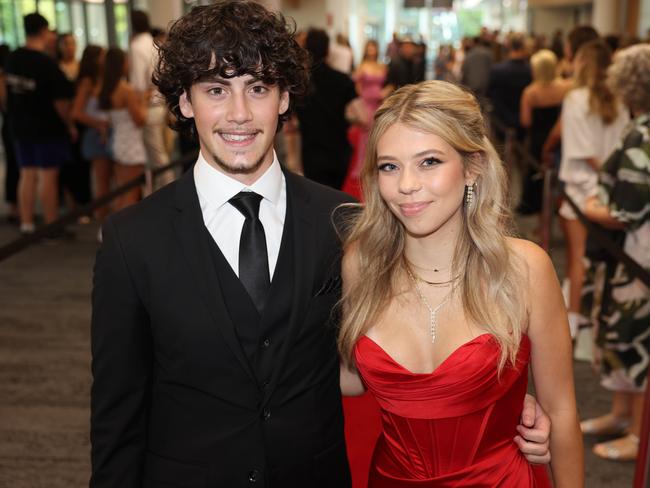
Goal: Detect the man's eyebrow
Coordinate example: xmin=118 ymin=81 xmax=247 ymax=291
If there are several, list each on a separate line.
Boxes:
xmin=245 ymin=77 xmax=265 ymax=85
xmin=197 ymin=76 xmax=231 ymax=85
xmin=196 ymin=75 xmax=266 ymax=86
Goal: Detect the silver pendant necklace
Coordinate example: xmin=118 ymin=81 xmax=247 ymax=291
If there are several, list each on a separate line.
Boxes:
xmin=406 ymin=266 xmax=452 ymax=344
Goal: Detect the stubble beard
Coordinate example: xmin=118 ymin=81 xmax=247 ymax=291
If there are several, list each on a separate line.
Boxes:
xmin=209 ymin=132 xmax=272 ymax=176
xmin=210 ymin=151 xmax=268 ymax=175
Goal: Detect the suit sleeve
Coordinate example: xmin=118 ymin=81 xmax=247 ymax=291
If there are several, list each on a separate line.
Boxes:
xmin=90 ymin=217 xmax=152 ymax=488
xmin=384 ymin=61 xmax=399 ymax=87
xmin=345 ymin=76 xmax=358 ymax=104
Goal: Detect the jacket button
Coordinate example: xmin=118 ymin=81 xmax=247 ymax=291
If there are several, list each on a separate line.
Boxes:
xmin=262 ymin=409 xmax=271 ymax=421
xmin=261 ymin=379 xmax=270 ymax=390
xmin=262 ymin=338 xmax=271 ymax=348
xmin=248 ymin=469 xmax=259 ymax=482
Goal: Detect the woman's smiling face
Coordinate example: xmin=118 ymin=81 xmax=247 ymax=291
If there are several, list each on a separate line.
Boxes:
xmin=376 ymin=122 xmax=472 ymax=239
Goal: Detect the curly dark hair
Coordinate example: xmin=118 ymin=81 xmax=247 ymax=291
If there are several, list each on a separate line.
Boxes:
xmin=153 ymin=0 xmax=309 ymax=137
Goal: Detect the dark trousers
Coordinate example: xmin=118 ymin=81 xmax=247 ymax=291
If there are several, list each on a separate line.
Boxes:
xmin=59 ymin=125 xmax=91 ymax=206
xmin=302 ymin=148 xmax=350 ymax=190
xmin=1 ymin=116 xmax=19 ymax=205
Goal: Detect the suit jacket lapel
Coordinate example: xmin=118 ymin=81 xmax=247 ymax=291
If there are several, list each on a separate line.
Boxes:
xmin=172 ymin=170 xmax=256 ymax=382
xmin=262 ymin=170 xmax=316 ymax=405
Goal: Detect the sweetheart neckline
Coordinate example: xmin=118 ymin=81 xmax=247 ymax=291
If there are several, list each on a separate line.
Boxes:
xmin=358 ymin=333 xmax=531 ymax=376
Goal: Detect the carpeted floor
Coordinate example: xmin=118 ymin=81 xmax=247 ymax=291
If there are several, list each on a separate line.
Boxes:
xmin=0 ymin=225 xmax=94 ymax=487
xmin=0 ymin=220 xmax=638 ymax=487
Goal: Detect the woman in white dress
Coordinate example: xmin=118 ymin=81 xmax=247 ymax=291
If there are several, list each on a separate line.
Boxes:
xmin=558 ymin=40 xmax=628 ymax=335
xmin=98 ymin=47 xmax=148 ymax=210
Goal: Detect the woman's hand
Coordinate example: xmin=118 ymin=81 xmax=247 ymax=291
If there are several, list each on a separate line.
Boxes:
xmin=583 ymin=196 xmax=625 ymax=229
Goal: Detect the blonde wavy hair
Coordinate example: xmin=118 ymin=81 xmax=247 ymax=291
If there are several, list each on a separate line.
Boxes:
xmin=574 ymin=40 xmax=620 ymax=124
xmin=531 ymin=49 xmax=558 ymax=84
xmin=338 ymin=80 xmax=526 ymax=371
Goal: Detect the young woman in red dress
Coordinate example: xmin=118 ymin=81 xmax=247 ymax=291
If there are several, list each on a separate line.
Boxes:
xmin=339 ymin=80 xmax=583 ymax=487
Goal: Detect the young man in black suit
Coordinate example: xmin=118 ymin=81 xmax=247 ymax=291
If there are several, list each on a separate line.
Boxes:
xmin=90 ymin=2 xmax=551 ymax=487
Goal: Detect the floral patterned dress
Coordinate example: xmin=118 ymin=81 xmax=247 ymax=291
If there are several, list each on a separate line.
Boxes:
xmin=587 ymin=113 xmax=650 ymax=392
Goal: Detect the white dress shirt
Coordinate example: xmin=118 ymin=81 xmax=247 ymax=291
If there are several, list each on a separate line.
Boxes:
xmin=194 ymin=151 xmax=286 ymax=279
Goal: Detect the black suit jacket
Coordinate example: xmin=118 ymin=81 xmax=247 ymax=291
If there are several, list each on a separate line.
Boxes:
xmin=295 ymin=63 xmax=357 ymax=189
xmin=90 ymin=168 xmax=355 ymax=488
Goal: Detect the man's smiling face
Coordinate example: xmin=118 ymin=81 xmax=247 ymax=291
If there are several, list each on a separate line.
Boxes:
xmin=180 ymin=74 xmax=289 ymax=185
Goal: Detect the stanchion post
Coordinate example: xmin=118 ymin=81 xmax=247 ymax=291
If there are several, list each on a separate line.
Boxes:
xmin=540 ymin=166 xmax=553 ymax=252
xmin=502 ymin=127 xmax=518 ymax=209
xmin=0 ymin=151 xmax=198 ymax=264
xmin=633 ymin=383 xmax=650 ymax=487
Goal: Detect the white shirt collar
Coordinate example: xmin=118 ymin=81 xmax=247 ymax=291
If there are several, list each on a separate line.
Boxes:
xmin=194 ymin=150 xmax=284 ymax=210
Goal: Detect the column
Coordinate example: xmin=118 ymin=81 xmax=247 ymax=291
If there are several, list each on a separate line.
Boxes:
xmin=592 ymin=0 xmax=622 ymax=35
xmin=385 ymin=0 xmax=398 ymax=45
xmin=326 ymin=0 xmax=350 ymax=39
xmin=145 ymin=0 xmax=183 ymax=29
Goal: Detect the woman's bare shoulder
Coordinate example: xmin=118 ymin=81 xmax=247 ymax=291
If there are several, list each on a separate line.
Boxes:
xmin=506 ymin=237 xmax=557 ymax=284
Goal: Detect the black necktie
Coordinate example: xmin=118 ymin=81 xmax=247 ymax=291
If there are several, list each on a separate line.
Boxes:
xmin=229 ymin=191 xmax=270 ymax=312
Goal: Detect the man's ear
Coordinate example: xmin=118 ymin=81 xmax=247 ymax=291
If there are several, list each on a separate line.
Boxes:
xmin=278 ymin=90 xmax=290 ymax=116
xmin=179 ymin=90 xmax=194 ymax=119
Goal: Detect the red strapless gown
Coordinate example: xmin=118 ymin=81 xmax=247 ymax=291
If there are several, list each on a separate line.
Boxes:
xmin=354 ymin=334 xmax=552 ymax=487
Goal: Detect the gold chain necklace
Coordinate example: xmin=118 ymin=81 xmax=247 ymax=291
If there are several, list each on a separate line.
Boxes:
xmin=406 ymin=261 xmax=458 ymax=287
xmin=406 ymin=258 xmax=451 ymax=274
xmin=413 ymin=274 xmax=458 ymax=286
xmin=405 ymin=266 xmax=452 ymax=344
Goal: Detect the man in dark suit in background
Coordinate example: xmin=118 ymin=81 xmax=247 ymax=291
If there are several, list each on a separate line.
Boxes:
xmin=90 ymin=2 xmax=552 ymax=487
xmin=487 ymin=33 xmax=532 ymax=137
xmin=296 ymin=28 xmax=357 ymax=190
xmin=384 ymin=37 xmax=423 ymax=91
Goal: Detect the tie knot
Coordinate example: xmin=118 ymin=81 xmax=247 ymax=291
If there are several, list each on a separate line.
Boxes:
xmin=229 ymin=191 xmax=263 ymax=219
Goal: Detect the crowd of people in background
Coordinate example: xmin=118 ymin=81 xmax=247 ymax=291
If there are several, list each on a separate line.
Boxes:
xmin=0 ymin=6 xmax=649 ymax=465
xmin=2 ymin=13 xmax=649 ymax=242
xmin=0 ymin=10 xmax=178 ymax=243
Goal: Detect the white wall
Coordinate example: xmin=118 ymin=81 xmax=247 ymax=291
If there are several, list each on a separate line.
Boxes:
xmin=529 ymin=5 xmax=592 ymax=37
xmin=592 ymin=0 xmax=623 ymax=35
xmin=641 ymin=0 xmax=650 ymax=37
xmin=282 ymin=0 xmax=366 ymax=63
xmin=282 ymin=0 xmax=328 ymax=30
xmin=145 ymin=0 xmax=184 ymax=30
xmin=259 ymin=0 xmax=282 ymax=10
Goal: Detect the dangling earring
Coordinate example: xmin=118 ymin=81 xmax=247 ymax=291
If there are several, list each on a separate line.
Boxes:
xmin=465 ymin=183 xmax=475 ymax=209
